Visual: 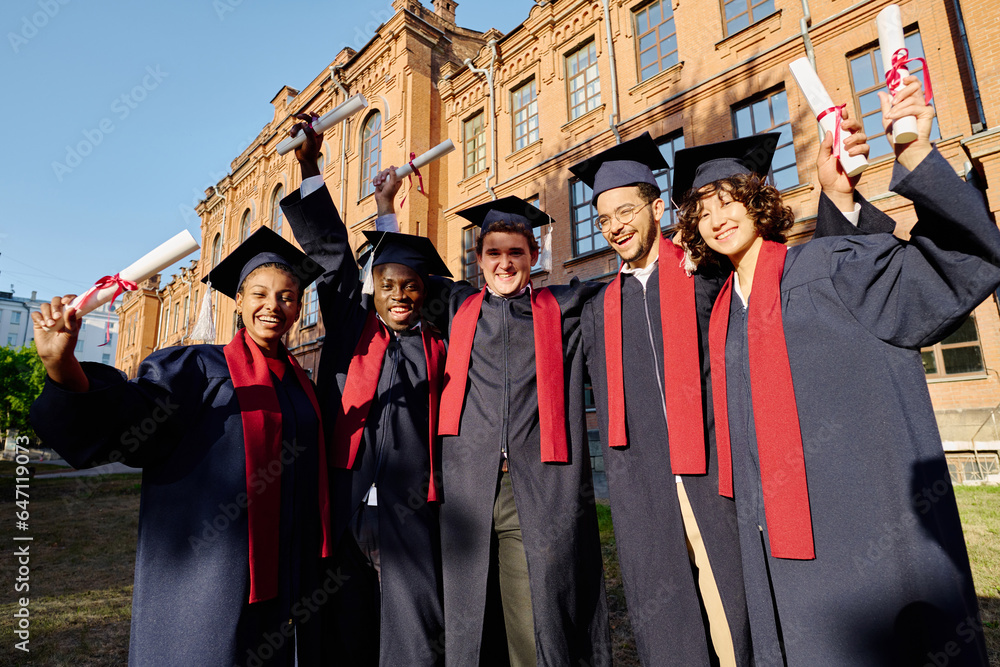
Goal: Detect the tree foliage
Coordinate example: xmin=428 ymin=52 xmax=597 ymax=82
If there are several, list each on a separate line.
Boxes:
xmin=0 ymin=341 xmax=47 ymax=441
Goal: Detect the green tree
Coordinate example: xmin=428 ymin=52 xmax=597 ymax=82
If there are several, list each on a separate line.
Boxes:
xmin=0 ymin=341 xmax=47 ymax=442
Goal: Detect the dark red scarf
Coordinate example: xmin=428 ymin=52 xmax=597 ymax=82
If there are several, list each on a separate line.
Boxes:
xmin=224 ymin=329 xmax=334 ymax=603
xmin=438 ymin=285 xmax=569 ymax=463
xmin=603 ymin=235 xmax=705 ymax=474
xmin=332 ymin=310 xmax=446 ymax=501
xmin=708 ymin=239 xmax=814 ymax=560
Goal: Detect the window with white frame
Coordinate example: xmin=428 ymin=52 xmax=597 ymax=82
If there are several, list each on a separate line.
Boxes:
xmin=566 ymin=41 xmax=601 ymax=120
xmin=360 ymin=112 xmax=382 ymax=199
xmin=512 ymin=80 xmax=539 ymax=151
xmin=635 ymin=0 xmax=679 ymax=82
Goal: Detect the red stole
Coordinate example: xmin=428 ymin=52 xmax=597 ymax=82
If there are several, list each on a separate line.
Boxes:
xmin=438 ymin=285 xmax=569 ymax=463
xmin=332 ymin=310 xmax=446 ymax=501
xmin=708 ymin=240 xmax=815 ymax=560
xmin=602 ymin=235 xmax=705 ymax=474
xmin=224 ymin=329 xmax=334 ymax=604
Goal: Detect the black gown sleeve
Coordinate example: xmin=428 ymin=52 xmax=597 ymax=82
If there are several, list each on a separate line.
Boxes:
xmin=29 ymin=347 xmax=211 ymax=469
xmin=829 ymin=149 xmax=1000 ymax=348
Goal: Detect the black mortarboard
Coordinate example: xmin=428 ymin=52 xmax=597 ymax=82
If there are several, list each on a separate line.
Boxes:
xmin=456 ymin=196 xmax=554 ymax=235
xmin=361 ymin=231 xmax=453 ymax=279
xmin=671 ymin=133 xmax=780 ymax=200
xmin=202 ymin=226 xmax=323 ymax=299
xmin=568 ymin=132 xmax=668 ymax=206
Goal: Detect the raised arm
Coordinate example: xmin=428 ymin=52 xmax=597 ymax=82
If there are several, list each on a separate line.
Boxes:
xmin=830 ymin=78 xmax=1000 ymax=348
xmin=30 ymin=298 xmax=206 ymax=468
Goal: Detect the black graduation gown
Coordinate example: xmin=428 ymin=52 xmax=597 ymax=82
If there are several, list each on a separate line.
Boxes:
xmin=580 ymin=192 xmax=896 ymax=666
xmin=722 ymin=150 xmax=994 ymax=666
xmin=282 ymin=184 xmax=445 ymax=666
xmin=29 ymin=345 xmax=328 ymax=667
xmin=427 ymin=278 xmax=612 ymax=667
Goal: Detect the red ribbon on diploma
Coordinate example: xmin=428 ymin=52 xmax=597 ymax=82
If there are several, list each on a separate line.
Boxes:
xmin=884 ymin=48 xmax=934 ymax=102
xmin=816 ymin=103 xmax=847 ymax=158
xmin=399 ymin=152 xmax=425 ymax=208
xmin=80 ymin=273 xmax=138 ymax=311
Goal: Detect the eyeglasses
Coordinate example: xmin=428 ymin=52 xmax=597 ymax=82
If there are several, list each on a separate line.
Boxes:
xmin=595 ymin=201 xmax=652 ymax=232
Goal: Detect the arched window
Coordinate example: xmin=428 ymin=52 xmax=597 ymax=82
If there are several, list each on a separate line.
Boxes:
xmin=211 ymin=233 xmax=222 ymax=267
xmin=271 ymin=185 xmax=284 ymax=237
xmin=360 ymin=111 xmax=381 ymax=198
xmin=240 ymin=209 xmax=252 ymax=243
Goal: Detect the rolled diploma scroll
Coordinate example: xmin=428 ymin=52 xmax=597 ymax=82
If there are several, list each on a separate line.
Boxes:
xmin=789 ymin=58 xmax=868 ymax=178
xmin=394 ymin=139 xmax=456 ymax=179
xmin=876 ymin=5 xmax=918 ymax=144
xmin=69 ymin=230 xmax=200 ymax=317
xmin=276 ymin=94 xmax=368 ymax=156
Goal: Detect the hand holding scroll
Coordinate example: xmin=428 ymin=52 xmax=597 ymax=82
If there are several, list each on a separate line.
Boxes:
xmin=878 ymin=76 xmax=935 ymax=171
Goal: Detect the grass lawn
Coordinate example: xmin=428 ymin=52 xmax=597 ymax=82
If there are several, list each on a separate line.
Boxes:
xmin=1 ymin=465 xmax=996 ymax=665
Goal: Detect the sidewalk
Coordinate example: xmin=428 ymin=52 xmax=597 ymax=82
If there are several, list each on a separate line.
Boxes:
xmin=37 ymin=462 xmax=141 ymax=478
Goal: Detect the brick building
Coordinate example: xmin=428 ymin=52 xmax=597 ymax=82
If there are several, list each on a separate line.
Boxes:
xmin=120 ymin=0 xmax=1000 ymax=481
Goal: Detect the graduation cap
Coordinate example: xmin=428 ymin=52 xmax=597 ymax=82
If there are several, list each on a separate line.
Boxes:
xmin=361 ymin=231 xmax=453 ymax=279
xmin=671 ymin=133 xmax=780 ymax=200
xmin=202 ymin=226 xmax=323 ymax=299
xmin=456 ymin=196 xmax=554 ymax=235
xmin=568 ymin=132 xmax=668 ymax=206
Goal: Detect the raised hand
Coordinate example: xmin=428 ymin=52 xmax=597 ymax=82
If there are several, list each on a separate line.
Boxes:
xmin=373 ymin=166 xmax=402 ymax=216
xmin=878 ymin=75 xmax=935 ymax=170
xmin=816 ymin=107 xmax=870 ymax=211
xmin=31 ymin=295 xmax=89 ymax=392
xmin=290 ymin=112 xmax=325 ymax=179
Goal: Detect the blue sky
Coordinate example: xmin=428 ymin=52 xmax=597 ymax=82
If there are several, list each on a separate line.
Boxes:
xmin=0 ymin=0 xmax=533 ymax=301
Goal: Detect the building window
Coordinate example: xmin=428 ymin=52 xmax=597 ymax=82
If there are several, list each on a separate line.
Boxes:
xmin=571 ymin=179 xmax=607 ymax=256
xmin=526 ymin=195 xmax=549 ymax=273
xmin=463 ymin=226 xmax=484 ymax=288
xmin=301 ymin=285 xmax=319 ymax=327
xmin=635 ymin=0 xmax=679 ymax=82
xmin=360 ymin=112 xmax=382 ymax=198
xmin=102 ymin=353 xmax=111 ymax=365
xmin=172 ymin=301 xmax=181 ymax=334
xmin=849 ymin=31 xmax=940 ymax=161
xmin=212 ymin=233 xmax=222 ymax=267
xmin=653 ymin=132 xmax=685 ymax=228
xmin=271 ymin=185 xmax=284 ymax=237
xmin=512 ymin=80 xmax=539 ymax=151
xmin=723 ymin=0 xmax=776 ymax=36
xmin=183 ymin=296 xmax=190 ymax=331
xmin=464 ymin=112 xmax=487 ymax=178
xmin=10 ymin=311 xmax=21 ymax=325
xmin=7 ymin=334 xmax=16 ymax=346
xmin=317 ymin=148 xmax=327 ymax=174
xmin=922 ymin=314 xmax=985 ymax=378
xmin=240 ymin=210 xmax=252 ymax=243
xmin=162 ymin=303 xmax=170 ymax=341
xmin=566 ymin=41 xmax=601 ymax=120
xmin=733 ymin=89 xmax=797 ymax=191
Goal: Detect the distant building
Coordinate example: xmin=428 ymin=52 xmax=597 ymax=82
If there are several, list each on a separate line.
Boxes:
xmin=118 ymin=0 xmax=1000 ymax=483
xmin=0 ymin=290 xmax=118 ymax=365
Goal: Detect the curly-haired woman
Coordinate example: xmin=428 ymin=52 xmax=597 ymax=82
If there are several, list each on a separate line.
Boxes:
xmin=675 ymin=78 xmax=995 ymax=666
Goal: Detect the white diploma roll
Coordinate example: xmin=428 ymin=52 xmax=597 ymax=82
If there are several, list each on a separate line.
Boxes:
xmin=876 ymin=4 xmax=918 ymax=144
xmin=69 ymin=230 xmax=200 ymax=317
xmin=275 ymin=94 xmax=369 ymax=156
xmin=394 ymin=139 xmax=457 ymax=179
xmin=789 ymin=58 xmax=868 ymax=178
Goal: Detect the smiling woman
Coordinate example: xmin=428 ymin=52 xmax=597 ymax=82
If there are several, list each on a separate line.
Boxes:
xmin=28 ymin=226 xmax=335 ymax=666
xmin=235 ymin=263 xmax=302 ymax=355
xmin=671 ymin=81 xmax=997 ymax=665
